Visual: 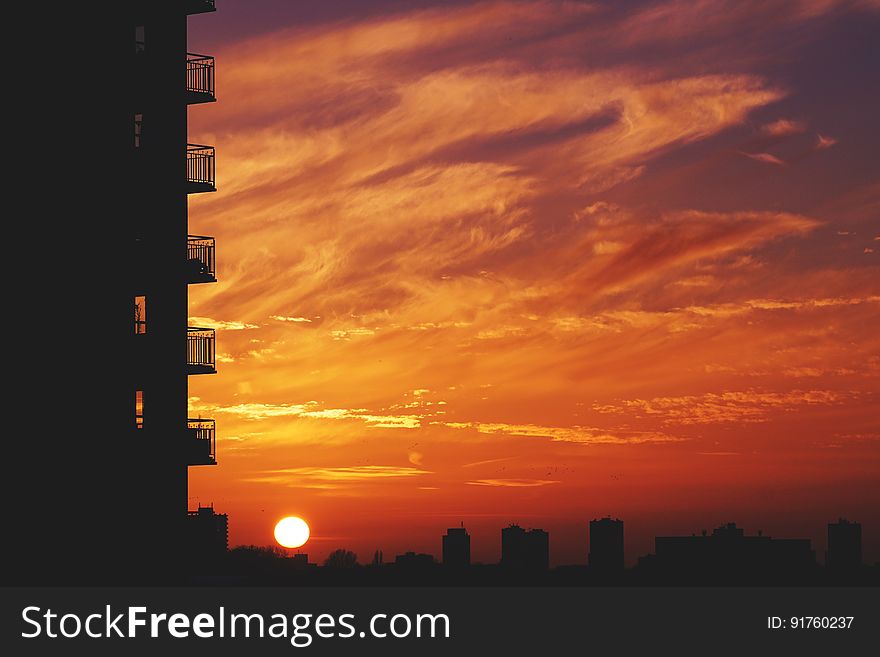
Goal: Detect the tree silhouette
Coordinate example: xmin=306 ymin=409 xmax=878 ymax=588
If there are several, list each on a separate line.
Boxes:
xmin=324 ymin=549 xmax=358 ymax=568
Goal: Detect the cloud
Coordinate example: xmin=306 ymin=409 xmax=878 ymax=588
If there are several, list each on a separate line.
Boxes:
xmin=815 ymin=133 xmax=838 ymax=149
xmin=330 ymin=328 xmax=378 ymax=340
xmin=682 ymin=295 xmax=880 ymax=318
xmin=578 ymin=211 xmax=818 ymax=297
xmin=592 ymin=241 xmax=625 ymax=255
xmin=740 ymin=151 xmax=786 ymax=166
xmin=466 ymin=479 xmax=560 ymax=487
xmin=617 ymin=0 xmax=870 ymax=46
xmin=783 ymin=367 xmax=824 ymax=378
xmin=189 ymin=4 xmax=799 ymax=342
xmin=203 ymin=402 xmax=311 ymax=419
xmin=461 ymin=457 xmax=518 ymax=469
xmin=760 ymin=119 xmax=806 ymax=136
xmin=439 ymin=422 xmax=682 ymax=444
xmin=245 ymin=465 xmax=431 ymax=489
xmin=594 ymin=390 xmax=861 ymax=424
xmin=195 ymin=400 xmax=422 ymax=428
xmin=188 ymin=317 xmax=259 ymax=330
xmin=271 ymin=315 xmax=313 ymax=323
xmin=534 ymin=295 xmax=880 ymax=340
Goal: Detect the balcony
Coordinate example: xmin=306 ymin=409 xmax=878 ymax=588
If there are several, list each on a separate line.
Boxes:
xmin=187 ymin=53 xmax=216 ymax=104
xmin=133 ymin=48 xmax=214 ymax=104
xmin=187 ymin=327 xmax=216 ymax=374
xmin=187 ymin=144 xmax=215 ymax=193
xmin=186 ymin=0 xmax=216 ymax=15
xmin=187 ymin=419 xmax=216 ymax=466
xmin=186 ymin=235 xmax=217 ymax=283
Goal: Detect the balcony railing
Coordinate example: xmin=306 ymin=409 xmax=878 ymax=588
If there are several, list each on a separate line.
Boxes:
xmin=186 ymin=235 xmax=216 ymax=283
xmin=187 ymin=327 xmax=216 ymax=374
xmin=187 ymin=144 xmax=215 ymax=192
xmin=187 ymin=418 xmax=216 ymax=466
xmin=186 ymin=53 xmax=215 ymax=103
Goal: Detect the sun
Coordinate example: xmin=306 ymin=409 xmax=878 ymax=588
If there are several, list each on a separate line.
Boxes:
xmin=274 ymin=516 xmax=310 ymax=549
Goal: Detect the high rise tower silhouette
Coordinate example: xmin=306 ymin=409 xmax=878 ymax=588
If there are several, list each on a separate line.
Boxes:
xmin=131 ymin=0 xmax=221 ymax=579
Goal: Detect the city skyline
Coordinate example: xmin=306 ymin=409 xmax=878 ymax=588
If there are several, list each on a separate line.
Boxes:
xmin=184 ymin=0 xmax=878 ymax=567
xmin=215 ymin=516 xmax=870 ymax=572
xmin=203 ymin=517 xmax=873 ymax=586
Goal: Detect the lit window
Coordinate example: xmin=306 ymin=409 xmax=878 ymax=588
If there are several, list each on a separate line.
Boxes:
xmin=135 ymin=390 xmax=144 ymax=429
xmin=134 ymin=295 xmax=146 ymax=334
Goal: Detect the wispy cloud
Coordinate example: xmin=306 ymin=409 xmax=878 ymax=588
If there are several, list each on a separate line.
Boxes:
xmin=440 ymin=422 xmax=682 ymax=444
xmin=760 ymin=119 xmax=806 ymax=136
xmin=188 ymin=317 xmax=259 ymax=330
xmin=594 ymin=390 xmax=863 ymax=425
xmin=245 ymin=465 xmax=431 ymax=489
xmin=270 ymin=315 xmax=313 ymax=323
xmin=740 ymin=151 xmax=786 ymax=166
xmin=199 ymin=401 xmax=423 ymax=429
xmin=815 ymin=133 xmax=837 ymax=149
xmin=466 ymin=479 xmax=559 ymax=487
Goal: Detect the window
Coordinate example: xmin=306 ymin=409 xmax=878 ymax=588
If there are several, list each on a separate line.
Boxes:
xmin=134 ymin=295 xmax=146 ymax=334
xmin=135 ymin=25 xmax=145 ymax=53
xmin=135 ymin=390 xmax=144 ymax=429
xmin=134 ymin=113 xmax=143 ymax=148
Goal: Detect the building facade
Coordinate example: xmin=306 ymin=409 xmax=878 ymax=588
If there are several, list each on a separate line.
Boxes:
xmin=501 ymin=525 xmax=549 ymax=570
xmin=442 ymin=526 xmax=471 ymax=567
xmin=131 ymin=0 xmax=220 ymax=578
xmin=589 ymin=517 xmax=625 ymax=572
xmin=827 ymin=519 xmax=862 ymax=570
xmin=653 ymin=523 xmax=814 ymax=578
xmin=186 ymin=504 xmax=228 ymax=564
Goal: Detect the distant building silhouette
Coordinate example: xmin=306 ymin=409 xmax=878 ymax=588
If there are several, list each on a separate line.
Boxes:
xmin=186 ymin=504 xmax=228 ymax=564
xmin=652 ymin=522 xmax=814 ymax=578
xmin=827 ymin=519 xmax=862 ymax=570
xmin=501 ymin=525 xmax=549 ymax=570
xmin=288 ymin=553 xmax=311 ymax=569
xmin=589 ymin=517 xmax=624 ymax=572
xmin=442 ymin=525 xmax=471 ymax=567
xmin=394 ymin=552 xmax=436 ymax=569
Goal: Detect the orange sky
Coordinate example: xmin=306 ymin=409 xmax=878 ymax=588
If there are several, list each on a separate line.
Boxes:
xmin=186 ymin=0 xmax=880 ymax=566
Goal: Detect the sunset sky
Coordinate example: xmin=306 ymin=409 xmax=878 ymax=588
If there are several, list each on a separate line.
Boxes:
xmin=186 ymin=0 xmax=879 ymax=566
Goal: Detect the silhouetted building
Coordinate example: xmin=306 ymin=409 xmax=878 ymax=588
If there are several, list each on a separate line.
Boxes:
xmin=827 ymin=519 xmax=862 ymax=570
xmin=131 ymin=0 xmax=221 ymax=577
xmin=589 ymin=517 xmax=624 ymax=572
xmin=288 ymin=553 xmax=311 ymax=569
xmin=501 ymin=525 xmax=549 ymax=570
xmin=653 ymin=523 xmax=814 ymax=578
xmin=4 ymin=1 xmax=227 ymax=585
xmin=186 ymin=504 xmax=228 ymax=559
xmin=394 ymin=552 xmax=436 ymax=569
xmin=442 ymin=526 xmax=471 ymax=567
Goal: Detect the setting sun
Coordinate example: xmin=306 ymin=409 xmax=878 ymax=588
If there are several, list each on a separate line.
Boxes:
xmin=274 ymin=516 xmax=310 ymax=549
